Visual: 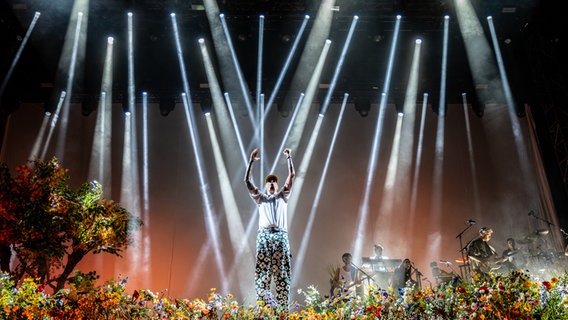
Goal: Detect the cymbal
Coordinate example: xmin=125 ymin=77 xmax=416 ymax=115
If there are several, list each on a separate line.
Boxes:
xmin=536 ymin=229 xmax=549 ymax=235
xmin=518 ymin=229 xmax=550 ymax=244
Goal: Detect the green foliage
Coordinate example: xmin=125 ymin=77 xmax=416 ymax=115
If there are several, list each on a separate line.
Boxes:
xmin=0 ymin=158 xmax=142 ymax=292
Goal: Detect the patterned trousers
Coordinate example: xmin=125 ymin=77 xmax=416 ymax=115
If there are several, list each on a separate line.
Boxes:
xmin=255 ymin=229 xmax=291 ymax=309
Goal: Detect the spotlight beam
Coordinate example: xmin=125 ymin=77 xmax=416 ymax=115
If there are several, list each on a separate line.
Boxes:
xmin=219 ymin=13 xmax=256 ymax=127
xmin=284 ymin=40 xmax=332 ymax=156
xmin=264 ymin=15 xmax=310 ymax=116
xmin=223 ymin=92 xmax=247 ymax=164
xmin=142 ymin=92 xmax=150 ymax=214
xmin=172 ymin=13 xmax=229 ymax=292
xmin=462 ymin=93 xmax=481 ymax=214
xmin=259 ymin=94 xmax=264 ymax=182
xmin=123 ymin=12 xmax=146 ymax=288
xmin=320 ymin=15 xmax=358 ymax=116
xmin=352 ymin=16 xmax=402 ymax=261
xmin=253 ymin=15 xmax=309 ymax=158
xmin=181 ymin=93 xmax=229 ymax=292
xmin=256 ymin=15 xmax=264 ymax=119
xmin=28 ymin=111 xmax=50 ymax=161
xmin=454 ymin=0 xmax=501 ymax=107
xmin=205 ymin=112 xmax=252 ymax=297
xmin=438 ymin=16 xmax=450 ymax=116
xmin=268 ymin=93 xmax=305 ymax=175
xmin=291 ymin=93 xmax=349 ymax=287
xmin=120 ymin=113 xmax=144 ymax=288
xmin=0 ymin=12 xmax=41 ymax=100
xmin=40 ymin=91 xmax=66 ymax=160
xmin=427 ymin=20 xmax=450 ymax=260
xmin=198 ymin=38 xmax=246 ymax=171
xmin=86 ymin=35 xmax=114 ymax=197
xmin=55 ymin=9 xmax=87 ymax=160
xmin=409 ymin=93 xmax=429 ymax=218
xmin=286 ymin=108 xmax=325 ymax=223
xmin=392 ymin=38 xmax=422 ymax=232
xmin=487 ymin=16 xmax=530 ymax=174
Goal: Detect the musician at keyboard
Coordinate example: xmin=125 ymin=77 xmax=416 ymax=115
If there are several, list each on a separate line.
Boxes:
xmin=359 ymin=244 xmax=402 ymax=289
xmin=369 ymin=244 xmax=388 ymax=271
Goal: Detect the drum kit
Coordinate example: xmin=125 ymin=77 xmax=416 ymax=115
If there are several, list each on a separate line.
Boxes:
xmin=517 ymin=229 xmax=549 ymax=245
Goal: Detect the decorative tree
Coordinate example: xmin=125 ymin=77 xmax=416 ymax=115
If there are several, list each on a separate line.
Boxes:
xmin=0 ymin=158 xmax=142 ymax=292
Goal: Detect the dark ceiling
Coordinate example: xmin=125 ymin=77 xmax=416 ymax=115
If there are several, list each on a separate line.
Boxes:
xmin=1 ymin=0 xmax=568 ymax=225
xmin=0 ymin=0 xmax=553 ymax=113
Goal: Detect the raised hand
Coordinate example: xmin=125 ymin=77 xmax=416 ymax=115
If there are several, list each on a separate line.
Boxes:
xmin=250 ymin=148 xmax=260 ymax=162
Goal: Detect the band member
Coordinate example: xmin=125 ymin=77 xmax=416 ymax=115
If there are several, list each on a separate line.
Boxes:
xmin=372 ymin=244 xmax=387 ymax=259
xmin=330 ymin=253 xmax=361 ymax=297
xmin=466 ymin=227 xmax=505 ymax=276
xmin=392 ymin=258 xmax=416 ymax=291
xmin=245 ymin=147 xmax=295 ymax=309
xmin=370 ymin=243 xmax=388 ymax=272
xmin=430 ymin=261 xmax=454 ymax=286
xmin=501 ymin=238 xmax=523 ymax=272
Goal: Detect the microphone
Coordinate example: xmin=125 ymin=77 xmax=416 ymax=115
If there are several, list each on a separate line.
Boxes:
xmin=528 ymin=210 xmax=535 ymax=217
xmin=467 ymin=219 xmax=476 ymax=224
xmin=439 ymin=260 xmax=451 ymax=264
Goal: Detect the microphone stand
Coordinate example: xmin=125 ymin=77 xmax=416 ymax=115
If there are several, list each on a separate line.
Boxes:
xmin=530 ymin=212 xmax=555 ymax=228
xmin=530 ymin=213 xmax=557 ymax=254
xmin=411 ymin=264 xmax=423 ymax=290
xmin=456 ymin=222 xmax=475 ymax=280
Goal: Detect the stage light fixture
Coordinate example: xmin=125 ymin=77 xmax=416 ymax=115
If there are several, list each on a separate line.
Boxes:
xmin=463 ymin=92 xmax=483 ymax=117
xmin=277 ymin=99 xmax=290 ymax=118
xmin=354 ymin=96 xmax=371 ymax=117
xmin=200 ymin=95 xmax=212 ymax=115
xmin=159 ymin=95 xmax=175 ymax=116
xmin=81 ymin=95 xmax=97 ymax=116
xmin=122 ymin=100 xmax=129 ymax=113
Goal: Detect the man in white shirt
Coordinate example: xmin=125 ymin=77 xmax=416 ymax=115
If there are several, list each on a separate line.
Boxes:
xmin=245 ymin=147 xmax=295 ymax=310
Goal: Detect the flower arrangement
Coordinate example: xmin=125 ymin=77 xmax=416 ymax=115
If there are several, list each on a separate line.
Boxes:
xmin=1 ymin=269 xmax=567 ymax=319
